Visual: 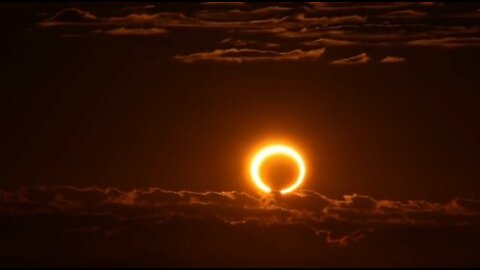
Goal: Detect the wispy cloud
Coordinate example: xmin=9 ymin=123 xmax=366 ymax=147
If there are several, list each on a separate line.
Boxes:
xmin=38 ymin=7 xmax=98 ymax=27
xmin=380 ymin=56 xmax=407 ymax=63
xmin=193 ymin=7 xmax=290 ymax=21
xmin=294 ymin=14 xmax=368 ymax=26
xmin=303 ymin=38 xmax=357 ymax=46
xmin=38 ymin=8 xmax=289 ymax=29
xmin=220 ymin=38 xmax=279 ymax=48
xmin=379 ymin=9 xmax=428 ymax=19
xmin=174 ymin=48 xmax=326 ymax=63
xmin=36 ymin=3 xmax=480 ymax=64
xmin=200 ymin=2 xmax=247 ymax=7
xmin=331 ymin=53 xmax=370 ymax=65
xmin=307 ymin=2 xmax=421 ymax=12
xmin=121 ymin=5 xmax=156 ymax=12
xmin=101 ymin=27 xmax=168 ymax=36
xmin=408 ymin=37 xmax=480 ymax=48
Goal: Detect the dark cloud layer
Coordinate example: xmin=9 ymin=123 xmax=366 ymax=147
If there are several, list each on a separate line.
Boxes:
xmin=1 ymin=186 xmax=480 ymax=266
xmin=2 ymin=186 xmax=479 ymax=238
xmin=35 ymin=2 xmax=480 ymax=63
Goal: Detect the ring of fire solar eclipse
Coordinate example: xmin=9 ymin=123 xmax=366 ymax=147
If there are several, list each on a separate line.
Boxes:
xmin=250 ymin=145 xmax=306 ymax=194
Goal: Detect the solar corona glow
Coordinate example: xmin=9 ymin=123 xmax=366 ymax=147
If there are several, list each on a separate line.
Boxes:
xmin=250 ymin=144 xmax=306 ymax=194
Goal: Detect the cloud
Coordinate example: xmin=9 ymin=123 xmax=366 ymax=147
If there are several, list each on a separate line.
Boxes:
xmin=250 ymin=6 xmax=292 ymax=15
xmin=380 ymin=56 xmax=407 ymax=63
xmin=2 ymin=186 xmax=480 ymax=266
xmin=101 ymin=27 xmax=168 ymax=36
xmin=36 ymin=3 xmax=480 ymax=64
xmin=220 ymin=38 xmax=279 ymax=48
xmin=38 ymin=7 xmax=98 ymax=27
xmin=418 ymin=2 xmax=436 ymax=7
xmin=379 ymin=9 xmax=428 ymax=19
xmin=174 ymin=48 xmax=326 ymax=63
xmin=294 ymin=14 xmax=368 ymax=26
xmin=331 ymin=53 xmax=370 ymax=65
xmin=303 ymin=38 xmax=357 ymax=46
xmin=450 ymin=198 xmax=480 ymax=213
xmin=121 ymin=5 xmax=156 ymax=11
xmin=407 ymin=37 xmax=480 ymax=48
xmin=307 ymin=2 xmax=419 ymax=12
xmin=193 ymin=6 xmax=291 ymax=21
xmin=1 ymin=186 xmax=480 ymax=247
xmin=270 ymin=24 xmax=480 ymax=45
xmin=201 ymin=2 xmax=247 ymax=7
xmin=38 ymin=8 xmax=289 ymax=29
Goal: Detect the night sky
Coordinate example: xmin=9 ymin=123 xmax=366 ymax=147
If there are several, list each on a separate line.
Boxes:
xmin=1 ymin=2 xmax=480 ymax=267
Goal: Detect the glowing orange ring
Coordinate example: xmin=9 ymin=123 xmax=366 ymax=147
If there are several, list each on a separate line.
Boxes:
xmin=250 ymin=145 xmax=306 ymax=194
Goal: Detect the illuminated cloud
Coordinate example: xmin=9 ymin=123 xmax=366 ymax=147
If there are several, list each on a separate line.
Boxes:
xmin=294 ymin=14 xmax=368 ymax=26
xmin=220 ymin=38 xmax=279 ymax=48
xmin=307 ymin=2 xmax=421 ymax=12
xmin=193 ymin=7 xmax=290 ymax=21
xmin=379 ymin=9 xmax=428 ymax=19
xmin=331 ymin=53 xmax=370 ymax=65
xmin=418 ymin=2 xmax=436 ymax=7
xmin=380 ymin=56 xmax=407 ymax=63
xmin=38 ymin=8 xmax=288 ymax=29
xmin=1 ymin=186 xmax=480 ymax=247
xmin=201 ymin=2 xmax=247 ymax=7
xmin=250 ymin=6 xmax=292 ymax=15
xmin=174 ymin=48 xmax=326 ymax=63
xmin=121 ymin=5 xmax=156 ymax=12
xmin=102 ymin=27 xmax=168 ymax=36
xmin=38 ymin=7 xmax=98 ymax=27
xmin=408 ymin=37 xmax=480 ymax=48
xmin=36 ymin=3 xmax=480 ymax=64
xmin=303 ymin=38 xmax=357 ymax=46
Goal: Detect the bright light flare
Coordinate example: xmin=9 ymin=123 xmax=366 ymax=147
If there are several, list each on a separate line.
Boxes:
xmin=250 ymin=144 xmax=306 ymax=194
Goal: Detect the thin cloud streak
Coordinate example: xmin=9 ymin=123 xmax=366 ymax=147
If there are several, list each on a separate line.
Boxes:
xmin=174 ymin=48 xmax=326 ymax=63
xmin=331 ymin=53 xmax=370 ymax=65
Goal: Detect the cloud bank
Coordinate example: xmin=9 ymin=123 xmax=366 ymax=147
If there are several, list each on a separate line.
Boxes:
xmin=1 ymin=185 xmax=480 ymax=267
xmin=1 ymin=186 xmax=479 ymax=245
xmin=35 ymin=3 xmax=480 ymax=63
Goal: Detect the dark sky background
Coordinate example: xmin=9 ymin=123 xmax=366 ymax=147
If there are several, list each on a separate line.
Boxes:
xmin=1 ymin=2 xmax=480 ymax=267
